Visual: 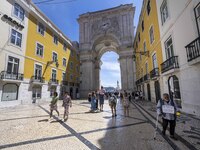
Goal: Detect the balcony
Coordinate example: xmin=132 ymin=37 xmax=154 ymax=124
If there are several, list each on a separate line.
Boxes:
xmin=185 ymin=36 xmax=200 ymax=64
xmin=49 ymin=78 xmax=59 ymax=85
xmin=0 ymin=71 xmax=24 ymax=81
xmin=61 ymin=80 xmax=68 ymax=86
xmin=143 ymin=74 xmax=150 ymax=82
xmin=150 ymin=68 xmax=159 ymax=79
xmin=161 ymin=56 xmax=179 ymax=73
xmin=31 ymin=76 xmax=45 ymax=84
xmin=136 ymin=77 xmax=144 ymax=85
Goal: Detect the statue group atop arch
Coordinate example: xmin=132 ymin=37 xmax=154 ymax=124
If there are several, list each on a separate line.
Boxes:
xmin=77 ymin=4 xmax=136 ymax=97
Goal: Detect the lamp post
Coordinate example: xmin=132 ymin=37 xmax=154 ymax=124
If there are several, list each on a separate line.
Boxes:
xmin=42 ymin=59 xmax=59 ymax=77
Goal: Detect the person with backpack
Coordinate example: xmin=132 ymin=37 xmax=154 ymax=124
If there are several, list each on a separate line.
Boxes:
xmin=108 ymin=93 xmax=117 ymax=117
xmin=156 ymin=93 xmax=179 ymax=140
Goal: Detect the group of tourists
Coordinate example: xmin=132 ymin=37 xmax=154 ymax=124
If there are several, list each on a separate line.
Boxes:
xmin=88 ymin=86 xmax=131 ymax=117
xmin=48 ymin=86 xmax=179 ymax=140
xmin=49 ymin=91 xmax=72 ymax=122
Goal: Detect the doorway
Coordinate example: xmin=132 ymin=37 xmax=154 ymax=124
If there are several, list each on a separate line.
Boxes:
xmin=147 ymin=83 xmax=151 ymax=101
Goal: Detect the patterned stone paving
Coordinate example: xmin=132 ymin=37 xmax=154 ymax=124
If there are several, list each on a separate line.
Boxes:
xmin=0 ymin=99 xmax=199 ymax=150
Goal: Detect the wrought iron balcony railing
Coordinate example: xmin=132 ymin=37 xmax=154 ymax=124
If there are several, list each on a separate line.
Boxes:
xmin=0 ymin=71 xmax=24 ymax=80
xmin=31 ymin=76 xmax=45 ymax=83
xmin=150 ymin=68 xmax=159 ymax=79
xmin=143 ymin=74 xmax=150 ymax=81
xmin=161 ymin=56 xmax=179 ymax=73
xmin=49 ymin=78 xmax=59 ymax=85
xmin=185 ymin=36 xmax=200 ymax=62
xmin=61 ymin=80 xmax=68 ymax=85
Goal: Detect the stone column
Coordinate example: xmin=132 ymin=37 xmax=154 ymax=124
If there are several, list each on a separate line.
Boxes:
xmin=119 ymin=51 xmax=136 ymax=92
xmin=80 ymin=52 xmax=95 ymax=98
xmin=94 ymin=60 xmax=101 ymax=91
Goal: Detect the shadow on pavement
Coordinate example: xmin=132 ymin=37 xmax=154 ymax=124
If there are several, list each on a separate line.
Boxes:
xmin=38 ymin=119 xmax=48 ymax=122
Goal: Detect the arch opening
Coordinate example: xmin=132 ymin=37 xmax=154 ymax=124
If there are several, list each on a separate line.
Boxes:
xmin=99 ymin=51 xmax=121 ymax=92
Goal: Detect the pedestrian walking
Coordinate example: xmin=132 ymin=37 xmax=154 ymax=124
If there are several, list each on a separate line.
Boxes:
xmin=88 ymin=93 xmax=91 ymax=102
xmin=90 ymin=91 xmax=97 ymax=112
xmin=108 ymin=93 xmax=117 ymax=117
xmin=95 ymin=90 xmax=99 ymax=110
xmin=49 ymin=92 xmax=59 ymax=119
xmin=62 ymin=92 xmax=72 ymax=122
xmin=156 ymin=93 xmax=179 ymax=140
xmin=123 ymin=92 xmax=130 ymax=117
xmin=99 ymin=86 xmax=105 ymax=111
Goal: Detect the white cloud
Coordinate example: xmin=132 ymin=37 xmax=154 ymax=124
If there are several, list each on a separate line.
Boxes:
xmin=101 ymin=61 xmax=120 ymax=72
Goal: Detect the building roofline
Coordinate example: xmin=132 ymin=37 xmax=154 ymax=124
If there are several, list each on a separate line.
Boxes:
xmin=25 ymin=1 xmax=75 ymax=50
xmin=78 ymin=4 xmax=134 ymax=20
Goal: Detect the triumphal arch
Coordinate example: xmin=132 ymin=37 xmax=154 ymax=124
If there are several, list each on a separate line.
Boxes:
xmin=78 ymin=4 xmax=136 ymax=97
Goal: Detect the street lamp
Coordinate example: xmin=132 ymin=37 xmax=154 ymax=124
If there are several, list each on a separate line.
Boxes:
xmin=133 ymin=51 xmax=149 ymax=61
xmin=42 ymin=59 xmax=59 ymax=77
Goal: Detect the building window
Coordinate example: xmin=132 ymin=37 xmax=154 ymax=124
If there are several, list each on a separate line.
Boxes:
xmin=53 ymin=35 xmax=58 ymax=45
xmin=165 ymin=36 xmax=174 ymax=59
xmin=145 ymin=63 xmax=148 ymax=74
xmin=32 ymin=86 xmax=41 ymax=99
xmin=36 ymin=43 xmax=44 ymax=57
xmin=70 ymin=50 xmax=74 ymax=56
xmin=52 ymin=52 xmax=58 ymax=62
xmin=149 ymin=26 xmax=154 ymax=44
xmin=62 ymin=72 xmax=66 ymax=80
xmin=194 ymin=3 xmax=200 ymax=35
xmin=143 ymin=41 xmax=146 ymax=52
xmin=76 ymin=77 xmax=79 ymax=82
xmin=70 ymin=62 xmax=73 ymax=69
xmin=138 ymin=33 xmax=140 ymax=42
xmin=142 ymin=20 xmax=144 ymax=32
xmin=160 ymin=0 xmax=169 ymax=25
xmin=147 ymin=0 xmax=151 ymax=15
xmin=13 ymin=3 xmax=24 ymax=20
xmin=63 ymin=43 xmax=67 ymax=51
xmin=70 ymin=74 xmax=73 ymax=80
xmin=52 ymin=69 xmax=57 ymax=80
xmin=10 ymin=29 xmax=22 ymax=47
xmin=62 ymin=58 xmax=66 ymax=67
xmin=38 ymin=22 xmax=45 ymax=36
xmin=34 ymin=64 xmax=42 ymax=78
xmin=7 ymin=56 xmax=19 ymax=74
xmin=2 ymin=84 xmax=18 ymax=101
xmin=152 ymin=53 xmax=158 ymax=68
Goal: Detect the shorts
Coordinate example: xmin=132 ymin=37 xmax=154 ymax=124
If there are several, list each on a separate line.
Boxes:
xmin=50 ymin=104 xmax=57 ymax=110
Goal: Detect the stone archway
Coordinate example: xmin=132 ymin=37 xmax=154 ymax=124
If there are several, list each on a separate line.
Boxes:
xmin=78 ymin=4 xmax=136 ymax=97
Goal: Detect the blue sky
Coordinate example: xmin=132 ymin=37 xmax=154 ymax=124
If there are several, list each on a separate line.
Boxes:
xmin=33 ymin=0 xmax=143 ymax=88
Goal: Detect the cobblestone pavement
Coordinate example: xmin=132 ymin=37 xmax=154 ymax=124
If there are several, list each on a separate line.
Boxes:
xmin=0 ymin=99 xmax=199 ymax=150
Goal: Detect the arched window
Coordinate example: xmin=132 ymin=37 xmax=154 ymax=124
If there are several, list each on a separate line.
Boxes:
xmin=168 ymin=75 xmax=181 ymax=107
xmin=2 ymin=84 xmax=18 ymax=101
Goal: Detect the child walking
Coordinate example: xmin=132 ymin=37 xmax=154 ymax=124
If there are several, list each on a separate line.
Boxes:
xmin=123 ymin=92 xmax=130 ymax=117
xmin=62 ymin=92 xmax=72 ymax=122
xmin=49 ymin=92 xmax=59 ymax=119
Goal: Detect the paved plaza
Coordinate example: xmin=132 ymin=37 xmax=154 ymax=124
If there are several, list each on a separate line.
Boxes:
xmin=0 ymin=99 xmax=199 ymax=150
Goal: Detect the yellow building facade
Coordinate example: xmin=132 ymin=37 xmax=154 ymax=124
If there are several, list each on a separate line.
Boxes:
xmin=134 ymin=0 xmax=163 ymax=103
xmin=23 ymin=4 xmax=80 ymax=102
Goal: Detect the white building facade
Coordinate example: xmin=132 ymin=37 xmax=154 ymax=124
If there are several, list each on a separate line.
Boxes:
xmin=0 ymin=0 xmax=30 ymax=107
xmin=156 ymin=0 xmax=200 ymax=115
